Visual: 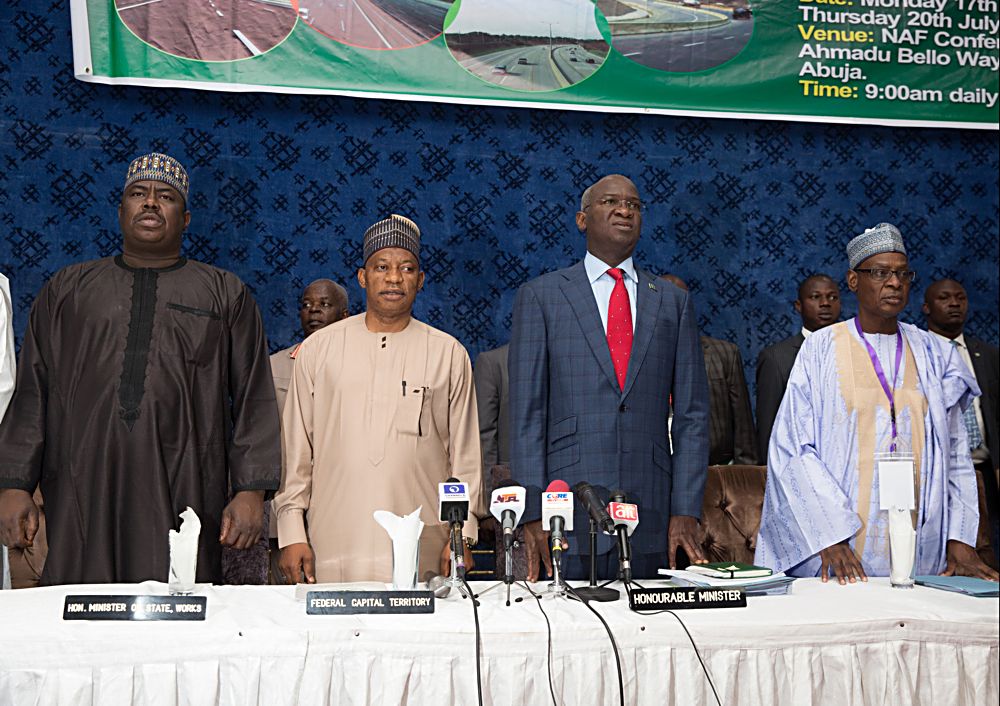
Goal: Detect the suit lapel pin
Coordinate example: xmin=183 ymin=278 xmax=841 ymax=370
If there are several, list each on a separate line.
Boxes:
xmin=648 ymin=282 xmax=656 ymax=291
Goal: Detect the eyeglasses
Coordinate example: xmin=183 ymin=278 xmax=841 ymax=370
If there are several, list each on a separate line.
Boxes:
xmin=853 ymin=268 xmax=917 ymax=283
xmin=585 ymin=197 xmax=643 ymax=213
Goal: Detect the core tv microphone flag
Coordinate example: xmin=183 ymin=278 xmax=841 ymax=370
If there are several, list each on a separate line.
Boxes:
xmin=542 ymin=480 xmax=573 ymax=540
xmin=542 ymin=480 xmax=573 ymax=591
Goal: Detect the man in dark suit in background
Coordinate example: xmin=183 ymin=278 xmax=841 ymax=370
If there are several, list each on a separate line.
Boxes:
xmin=475 ymin=344 xmax=526 ymax=577
xmin=509 ymin=174 xmax=710 ymax=581
xmin=924 ymin=278 xmax=999 ymax=560
xmin=474 ymin=344 xmax=510 ymax=477
xmin=756 ymin=273 xmax=840 ymax=461
xmin=1 ymin=273 xmax=13 ymax=589
xmin=661 ymin=274 xmax=757 ymax=466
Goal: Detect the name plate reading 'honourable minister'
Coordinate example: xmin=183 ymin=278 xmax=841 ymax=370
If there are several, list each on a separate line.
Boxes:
xmin=63 ymin=595 xmax=207 ymax=621
xmin=629 ymin=587 xmax=747 ymax=611
xmin=306 ymin=590 xmax=435 ymax=615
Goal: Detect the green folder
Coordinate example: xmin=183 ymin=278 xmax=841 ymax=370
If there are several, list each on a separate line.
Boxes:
xmin=914 ymin=576 xmax=1000 ymax=597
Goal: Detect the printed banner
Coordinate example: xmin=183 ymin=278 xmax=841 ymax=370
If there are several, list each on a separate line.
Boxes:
xmin=71 ymin=0 xmax=999 ymax=127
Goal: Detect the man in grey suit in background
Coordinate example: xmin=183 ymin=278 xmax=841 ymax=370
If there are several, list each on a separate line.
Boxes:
xmin=755 ymin=273 xmax=840 ymax=460
xmin=509 ymin=174 xmax=710 ymax=581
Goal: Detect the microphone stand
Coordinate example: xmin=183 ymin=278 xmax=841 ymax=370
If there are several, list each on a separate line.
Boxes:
xmin=597 ymin=548 xmax=635 ymax=592
xmin=546 ymin=534 xmax=571 ymax=599
xmin=572 ymin=517 xmax=620 ymax=602
xmin=442 ymin=521 xmax=473 ymax=600
xmin=475 ymin=531 xmax=530 ymax=605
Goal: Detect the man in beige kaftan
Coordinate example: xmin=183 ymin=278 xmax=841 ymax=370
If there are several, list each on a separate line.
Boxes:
xmin=274 ymin=215 xmax=482 ymax=583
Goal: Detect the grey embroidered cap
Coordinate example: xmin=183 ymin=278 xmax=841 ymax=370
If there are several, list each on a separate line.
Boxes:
xmin=363 ymin=214 xmax=420 ymax=264
xmin=846 ymin=223 xmax=906 ymax=269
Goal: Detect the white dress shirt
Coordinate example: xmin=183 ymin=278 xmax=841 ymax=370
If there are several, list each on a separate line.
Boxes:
xmin=584 ymin=252 xmax=638 ymax=334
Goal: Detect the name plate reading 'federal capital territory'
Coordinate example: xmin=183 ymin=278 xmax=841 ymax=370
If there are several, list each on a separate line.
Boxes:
xmin=63 ymin=595 xmax=207 ymax=621
xmin=306 ymin=590 xmax=435 ymax=615
xmin=629 ymin=586 xmax=747 ymax=611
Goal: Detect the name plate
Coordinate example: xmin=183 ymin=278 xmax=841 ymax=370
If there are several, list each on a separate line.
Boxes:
xmin=306 ymin=590 xmax=435 ymax=615
xmin=628 ymin=586 xmax=747 ymax=611
xmin=63 ymin=595 xmax=207 ymax=621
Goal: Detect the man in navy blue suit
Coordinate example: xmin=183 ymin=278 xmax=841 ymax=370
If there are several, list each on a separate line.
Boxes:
xmin=509 ymin=174 xmax=710 ymax=581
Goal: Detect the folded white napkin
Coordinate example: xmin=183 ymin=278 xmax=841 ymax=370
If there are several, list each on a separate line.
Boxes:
xmin=168 ymin=507 xmax=201 ymax=594
xmin=373 ymin=507 xmax=424 ymax=590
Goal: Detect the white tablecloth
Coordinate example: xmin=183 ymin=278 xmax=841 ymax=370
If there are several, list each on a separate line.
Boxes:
xmin=1 ymin=578 xmax=996 ymax=706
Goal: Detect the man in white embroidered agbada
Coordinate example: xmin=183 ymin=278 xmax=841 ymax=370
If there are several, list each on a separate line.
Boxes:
xmin=756 ymin=223 xmax=997 ymax=583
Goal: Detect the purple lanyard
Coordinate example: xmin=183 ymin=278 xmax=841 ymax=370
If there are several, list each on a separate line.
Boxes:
xmin=854 ymin=318 xmax=904 ymax=452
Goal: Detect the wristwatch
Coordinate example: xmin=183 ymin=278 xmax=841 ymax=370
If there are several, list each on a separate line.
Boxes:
xmin=463 ymin=536 xmax=476 ymax=549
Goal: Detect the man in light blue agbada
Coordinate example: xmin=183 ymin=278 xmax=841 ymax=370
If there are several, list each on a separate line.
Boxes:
xmin=755 ymin=223 xmax=998 ymax=583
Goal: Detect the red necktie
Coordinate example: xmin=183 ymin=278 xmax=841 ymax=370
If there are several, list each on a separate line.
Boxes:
xmin=606 ymin=268 xmax=633 ymax=391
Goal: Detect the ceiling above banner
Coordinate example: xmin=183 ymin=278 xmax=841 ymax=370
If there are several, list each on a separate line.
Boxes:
xmin=71 ymin=0 xmax=999 ymax=128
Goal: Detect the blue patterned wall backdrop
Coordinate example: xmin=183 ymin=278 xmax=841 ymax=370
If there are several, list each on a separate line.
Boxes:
xmin=1 ymin=0 xmax=998 ymax=409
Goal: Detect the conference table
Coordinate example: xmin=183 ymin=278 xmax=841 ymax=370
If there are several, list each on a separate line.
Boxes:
xmin=0 ymin=578 xmax=996 ymax=706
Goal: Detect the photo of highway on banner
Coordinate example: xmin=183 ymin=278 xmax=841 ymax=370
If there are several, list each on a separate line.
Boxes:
xmin=297 ymin=0 xmax=454 ymax=49
xmin=597 ymin=0 xmax=753 ymax=72
xmin=446 ymin=0 xmax=609 ymax=92
xmin=114 ymin=0 xmax=298 ymax=61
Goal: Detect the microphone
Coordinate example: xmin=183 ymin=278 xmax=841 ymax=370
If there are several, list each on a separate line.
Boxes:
xmin=542 ymin=480 xmax=573 ymax=554
xmin=608 ymin=490 xmax=639 ymax=583
xmin=572 ymin=480 xmax=621 ymax=602
xmin=490 ymin=481 xmax=526 ymax=551
xmin=573 ymin=481 xmax=615 ymax=535
xmin=439 ymin=477 xmax=470 ymax=524
xmin=439 ymin=477 xmax=470 ymax=579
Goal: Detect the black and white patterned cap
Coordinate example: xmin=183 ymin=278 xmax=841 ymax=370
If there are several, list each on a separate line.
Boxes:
xmin=363 ymin=214 xmax=420 ymax=264
xmin=846 ymin=223 xmax=906 ymax=269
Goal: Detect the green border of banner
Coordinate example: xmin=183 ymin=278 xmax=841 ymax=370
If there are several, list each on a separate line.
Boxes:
xmin=74 ymin=0 xmax=999 ymax=128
